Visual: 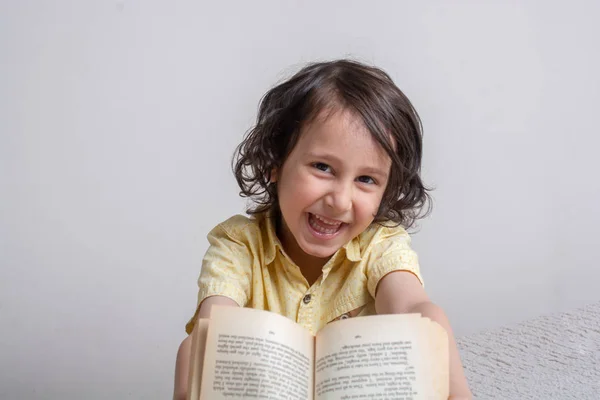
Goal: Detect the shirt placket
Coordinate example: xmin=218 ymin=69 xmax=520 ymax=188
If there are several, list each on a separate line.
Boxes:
xmin=296 ymin=254 xmax=339 ymax=334
xmin=297 ymin=286 xmax=317 ymax=334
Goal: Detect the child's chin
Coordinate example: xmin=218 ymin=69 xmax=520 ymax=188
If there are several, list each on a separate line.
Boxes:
xmin=303 ymin=244 xmax=340 ymax=259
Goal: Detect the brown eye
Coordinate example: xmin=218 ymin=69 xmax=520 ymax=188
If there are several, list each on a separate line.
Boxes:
xmin=357 ymin=176 xmax=375 ymax=184
xmin=312 ymin=162 xmax=331 ymax=172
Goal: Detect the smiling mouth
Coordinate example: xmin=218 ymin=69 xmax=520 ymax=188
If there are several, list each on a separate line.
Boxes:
xmin=307 ymin=213 xmax=345 ymax=237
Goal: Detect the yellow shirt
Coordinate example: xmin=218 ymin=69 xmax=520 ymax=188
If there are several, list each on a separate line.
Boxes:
xmin=185 ymin=212 xmax=423 ymax=335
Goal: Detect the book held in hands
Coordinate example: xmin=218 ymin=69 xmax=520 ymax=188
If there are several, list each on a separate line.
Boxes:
xmin=187 ymin=305 xmax=449 ymax=400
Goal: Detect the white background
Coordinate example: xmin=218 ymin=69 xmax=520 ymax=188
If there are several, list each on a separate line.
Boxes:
xmin=1 ymin=1 xmax=599 ymax=398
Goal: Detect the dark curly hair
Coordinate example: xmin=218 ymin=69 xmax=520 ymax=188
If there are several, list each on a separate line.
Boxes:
xmin=233 ymin=59 xmax=432 ymax=229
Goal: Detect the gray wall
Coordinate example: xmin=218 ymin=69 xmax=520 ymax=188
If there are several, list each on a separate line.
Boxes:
xmin=1 ymin=1 xmax=598 ymax=398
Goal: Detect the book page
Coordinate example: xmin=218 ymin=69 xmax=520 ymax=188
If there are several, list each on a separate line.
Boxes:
xmin=314 ymin=314 xmax=448 ymax=400
xmin=199 ymin=306 xmax=315 ymax=400
xmin=426 ymin=319 xmax=450 ymax=398
xmin=187 ymin=319 xmax=209 ymax=400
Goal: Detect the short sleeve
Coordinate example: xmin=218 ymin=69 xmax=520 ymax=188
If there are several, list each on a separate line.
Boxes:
xmin=366 ymin=227 xmax=423 ymax=298
xmin=185 ymin=223 xmax=253 ymax=334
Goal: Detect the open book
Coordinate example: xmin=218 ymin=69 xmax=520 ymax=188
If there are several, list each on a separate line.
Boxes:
xmin=187 ymin=305 xmax=449 ymax=400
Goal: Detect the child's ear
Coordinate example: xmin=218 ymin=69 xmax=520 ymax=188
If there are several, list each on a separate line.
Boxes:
xmin=269 ymin=168 xmax=278 ymax=183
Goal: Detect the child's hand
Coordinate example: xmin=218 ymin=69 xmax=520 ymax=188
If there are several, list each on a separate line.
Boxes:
xmin=375 ymin=271 xmax=472 ymax=399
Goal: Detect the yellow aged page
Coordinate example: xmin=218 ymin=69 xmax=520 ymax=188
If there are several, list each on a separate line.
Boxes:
xmin=187 ymin=319 xmax=209 ymax=400
xmin=314 ymin=314 xmax=448 ymax=400
xmin=199 ymin=306 xmax=314 ymax=400
xmin=423 ymin=318 xmax=450 ymax=398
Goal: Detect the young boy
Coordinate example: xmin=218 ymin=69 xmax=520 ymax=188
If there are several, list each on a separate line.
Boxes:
xmin=174 ymin=59 xmax=471 ymax=399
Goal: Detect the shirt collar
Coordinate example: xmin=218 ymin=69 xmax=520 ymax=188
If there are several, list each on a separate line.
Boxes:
xmin=262 ymin=211 xmax=362 ymax=265
xmin=263 ymin=212 xmax=282 ymax=265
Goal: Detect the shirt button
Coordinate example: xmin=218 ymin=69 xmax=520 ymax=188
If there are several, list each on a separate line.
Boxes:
xmin=303 ymin=294 xmax=312 ymax=304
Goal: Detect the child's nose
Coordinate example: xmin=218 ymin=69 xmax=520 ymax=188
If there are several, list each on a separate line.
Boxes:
xmin=325 ymin=181 xmax=353 ymax=213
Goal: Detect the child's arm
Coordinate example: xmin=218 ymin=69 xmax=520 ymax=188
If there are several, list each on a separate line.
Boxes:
xmin=173 ymin=296 xmax=239 ymax=400
xmin=374 ymin=271 xmax=472 ymax=399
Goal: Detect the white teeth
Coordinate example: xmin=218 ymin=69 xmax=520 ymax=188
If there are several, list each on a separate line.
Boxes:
xmin=309 ymin=213 xmax=343 ymax=235
xmin=313 ymin=214 xmax=342 ymax=226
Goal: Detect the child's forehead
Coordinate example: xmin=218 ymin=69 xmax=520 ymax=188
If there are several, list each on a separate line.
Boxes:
xmin=310 ymin=107 xmax=363 ymax=132
xmin=296 ymin=108 xmax=392 ymax=164
xmin=301 ymin=107 xmax=394 ymax=152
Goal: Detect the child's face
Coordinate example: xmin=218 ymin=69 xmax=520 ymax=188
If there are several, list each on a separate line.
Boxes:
xmin=273 ymin=108 xmax=391 ymax=261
